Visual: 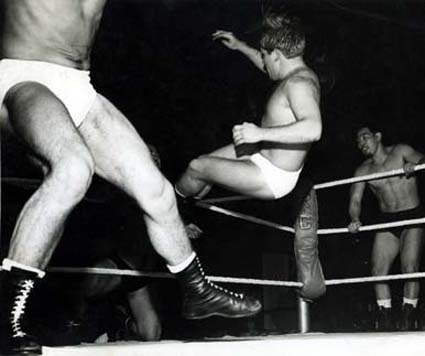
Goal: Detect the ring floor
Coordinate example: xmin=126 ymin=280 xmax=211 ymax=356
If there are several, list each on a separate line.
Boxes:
xmin=42 ymin=331 xmax=425 ymax=356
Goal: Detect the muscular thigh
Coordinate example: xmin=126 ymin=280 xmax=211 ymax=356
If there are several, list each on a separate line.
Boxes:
xmin=79 ymin=94 xmax=164 ymax=199
xmin=207 ymin=144 xmax=238 ymax=159
xmin=372 ymin=231 xmax=400 ymax=267
xmin=2 ymin=82 xmax=88 ymax=166
xmin=400 ymin=228 xmax=424 ymax=266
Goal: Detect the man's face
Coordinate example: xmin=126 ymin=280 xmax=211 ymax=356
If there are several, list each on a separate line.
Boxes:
xmin=261 ymin=48 xmax=277 ymax=80
xmin=356 ymin=127 xmax=378 ymax=157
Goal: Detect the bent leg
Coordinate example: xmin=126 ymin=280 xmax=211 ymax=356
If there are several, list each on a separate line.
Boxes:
xmin=3 ymin=82 xmax=94 ymax=269
xmin=400 ymin=228 xmax=424 ymax=299
xmin=177 ymin=145 xmax=274 ymax=199
xmin=79 ymin=95 xmax=261 ymax=320
xmin=79 ymin=94 xmax=192 ymax=266
xmin=371 ymin=232 xmax=400 ymax=302
xmin=176 ymin=145 xmax=236 ymax=198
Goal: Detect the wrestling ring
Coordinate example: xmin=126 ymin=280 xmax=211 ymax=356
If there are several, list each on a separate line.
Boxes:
xmin=2 ymin=163 xmax=425 ymax=356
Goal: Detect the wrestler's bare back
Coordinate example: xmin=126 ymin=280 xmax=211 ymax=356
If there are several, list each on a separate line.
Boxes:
xmin=1 ymin=0 xmax=107 ymax=70
xmin=259 ymin=69 xmax=320 ymax=171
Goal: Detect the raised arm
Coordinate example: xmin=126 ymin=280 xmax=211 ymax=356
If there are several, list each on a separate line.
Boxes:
xmin=212 ymin=30 xmax=265 ymax=72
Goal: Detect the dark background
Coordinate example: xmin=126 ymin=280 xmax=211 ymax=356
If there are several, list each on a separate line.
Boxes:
xmin=3 ymin=0 xmax=425 ymax=338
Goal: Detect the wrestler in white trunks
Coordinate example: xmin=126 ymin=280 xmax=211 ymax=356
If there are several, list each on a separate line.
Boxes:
xmin=0 ymin=59 xmax=97 ymax=127
xmin=250 ymin=152 xmax=302 ymax=199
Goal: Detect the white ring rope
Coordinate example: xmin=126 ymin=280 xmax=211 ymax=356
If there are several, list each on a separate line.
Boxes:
xmin=318 ymin=217 xmax=425 ymax=235
xmin=202 ymin=195 xmax=252 ymax=204
xmin=314 ymin=163 xmax=425 ymax=190
xmin=0 ymin=266 xmax=419 ymax=288
xmin=2 ymin=177 xmax=40 ymax=188
xmin=195 ymin=201 xmax=295 ymax=233
xmin=3 ymin=166 xmax=425 ymax=291
xmin=199 ymin=163 xmax=425 ymax=204
xmin=195 ymin=201 xmax=425 ymax=236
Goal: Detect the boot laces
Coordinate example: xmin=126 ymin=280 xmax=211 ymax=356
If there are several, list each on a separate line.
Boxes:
xmin=196 ymin=257 xmax=244 ymax=299
xmin=10 ymin=279 xmax=34 ymax=338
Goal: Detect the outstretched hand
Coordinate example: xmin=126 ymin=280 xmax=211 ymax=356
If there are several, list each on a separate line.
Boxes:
xmin=212 ymin=30 xmax=243 ymax=50
xmin=232 ymin=122 xmax=262 ymax=146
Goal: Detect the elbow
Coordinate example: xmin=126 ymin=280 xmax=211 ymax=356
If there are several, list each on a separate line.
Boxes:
xmin=309 ymin=121 xmax=322 ymax=142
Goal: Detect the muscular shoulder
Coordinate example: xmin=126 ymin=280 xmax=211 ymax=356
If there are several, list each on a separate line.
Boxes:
xmin=391 ymin=143 xmax=414 ymax=153
xmin=284 ymin=70 xmax=320 ymax=101
xmin=387 ymin=143 xmax=416 ymax=160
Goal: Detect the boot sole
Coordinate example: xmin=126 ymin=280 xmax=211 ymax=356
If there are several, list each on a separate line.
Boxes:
xmin=184 ymin=308 xmax=261 ymax=320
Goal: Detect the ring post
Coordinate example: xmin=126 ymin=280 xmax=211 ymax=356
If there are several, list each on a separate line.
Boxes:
xmin=298 ymin=296 xmax=310 ymax=333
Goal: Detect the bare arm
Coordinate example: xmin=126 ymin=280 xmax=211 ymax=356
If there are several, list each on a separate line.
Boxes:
xmin=233 ymin=79 xmax=321 ymax=145
xmin=397 ymin=144 xmax=425 ymax=176
xmin=347 ymin=166 xmax=367 ymax=233
xmin=212 ymin=30 xmax=265 ymax=72
xmin=349 ymin=183 xmax=365 ymax=222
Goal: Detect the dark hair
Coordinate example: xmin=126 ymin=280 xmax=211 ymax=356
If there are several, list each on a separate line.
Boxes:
xmin=259 ymin=14 xmax=305 ymax=58
xmin=262 ymin=11 xmax=289 ymax=29
xmin=355 ymin=122 xmax=381 ymax=135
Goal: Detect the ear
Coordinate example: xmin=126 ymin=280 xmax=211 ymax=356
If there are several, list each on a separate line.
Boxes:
xmin=271 ymin=49 xmax=281 ymax=62
xmin=375 ymin=132 xmax=382 ymax=141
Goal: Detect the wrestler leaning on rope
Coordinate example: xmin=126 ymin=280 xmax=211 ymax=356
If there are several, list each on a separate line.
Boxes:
xmin=348 ymin=125 xmax=425 ymax=331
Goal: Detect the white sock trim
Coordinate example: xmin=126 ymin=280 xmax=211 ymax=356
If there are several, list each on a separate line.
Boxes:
xmin=2 ymin=258 xmax=45 ymax=278
xmin=377 ymin=299 xmax=392 ymax=309
xmin=403 ymin=297 xmax=419 ymax=308
xmin=167 ymin=252 xmax=196 ymax=273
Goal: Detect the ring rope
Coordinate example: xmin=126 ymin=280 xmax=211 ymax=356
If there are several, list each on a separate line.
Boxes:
xmin=2 ymin=177 xmax=41 ymax=189
xmin=201 ymin=195 xmax=252 ymax=204
xmin=2 ymin=177 xmax=109 ymax=204
xmin=314 ymin=163 xmax=425 ymax=190
xmin=195 ymin=201 xmax=295 ymax=233
xmin=196 ymin=201 xmax=425 ymax=235
xmin=198 ymin=163 xmax=425 ymax=204
xmin=318 ymin=217 xmax=425 ymax=235
xmin=5 ymin=164 xmax=425 ymax=198
xmin=5 ymin=266 xmax=422 ymax=288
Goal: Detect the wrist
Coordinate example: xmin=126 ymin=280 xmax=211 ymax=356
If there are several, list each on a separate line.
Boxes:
xmin=238 ymin=41 xmax=252 ymax=53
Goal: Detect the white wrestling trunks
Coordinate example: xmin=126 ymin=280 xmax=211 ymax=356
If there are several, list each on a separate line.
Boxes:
xmin=250 ymin=153 xmax=302 ymax=199
xmin=0 ymin=59 xmax=97 ymax=127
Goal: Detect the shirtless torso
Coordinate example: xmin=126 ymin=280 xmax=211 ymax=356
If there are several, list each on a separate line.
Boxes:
xmin=1 ymin=0 xmax=107 ymax=69
xmin=260 ymin=67 xmax=320 ymax=171
xmin=357 ymin=145 xmax=420 ymax=212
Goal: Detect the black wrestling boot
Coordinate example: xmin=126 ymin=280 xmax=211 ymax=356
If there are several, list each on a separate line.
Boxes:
xmin=399 ymin=304 xmax=417 ymax=331
xmin=0 ymin=268 xmax=42 ymax=355
xmin=375 ymin=307 xmax=394 ymax=332
xmin=176 ymin=256 xmax=261 ymax=319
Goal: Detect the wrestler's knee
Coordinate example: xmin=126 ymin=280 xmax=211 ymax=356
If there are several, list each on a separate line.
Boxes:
xmin=143 ymin=177 xmax=177 ymax=218
xmin=5 ymin=81 xmax=52 ymax=109
xmin=141 ymin=321 xmax=162 ymax=341
xmin=401 ymin=261 xmax=420 ymax=274
xmin=187 ymin=155 xmax=208 ymax=176
xmin=371 ymin=263 xmax=390 ymax=276
xmin=49 ymin=151 xmax=94 ymax=203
